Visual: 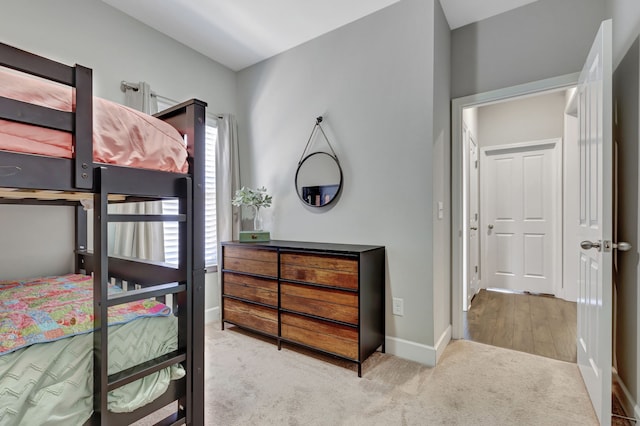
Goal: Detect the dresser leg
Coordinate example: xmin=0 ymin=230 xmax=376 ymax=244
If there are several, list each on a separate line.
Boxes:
xmin=358 ymin=363 xmax=362 ymax=377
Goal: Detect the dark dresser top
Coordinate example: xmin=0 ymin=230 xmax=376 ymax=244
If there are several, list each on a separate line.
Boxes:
xmin=222 ymin=240 xmax=384 ymax=254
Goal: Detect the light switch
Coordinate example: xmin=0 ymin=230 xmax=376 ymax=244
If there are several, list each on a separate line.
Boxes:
xmin=437 ymin=201 xmax=444 ymax=219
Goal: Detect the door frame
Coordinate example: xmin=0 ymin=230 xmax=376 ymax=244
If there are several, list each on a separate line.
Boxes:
xmin=451 ymin=72 xmax=580 ymax=340
xmin=479 ymin=138 xmax=562 ymax=296
xmin=465 ymin=127 xmax=479 ymax=310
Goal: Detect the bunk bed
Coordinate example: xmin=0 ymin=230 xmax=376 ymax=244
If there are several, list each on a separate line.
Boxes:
xmin=0 ymin=42 xmax=206 ymax=425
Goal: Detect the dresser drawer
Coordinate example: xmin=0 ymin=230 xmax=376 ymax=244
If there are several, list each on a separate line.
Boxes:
xmin=223 ymin=272 xmax=277 ymax=306
xmin=280 ymin=252 xmax=358 ymax=289
xmin=223 ymin=246 xmax=278 ymax=277
xmin=281 ymin=312 xmax=358 ymax=360
xmin=223 ymin=298 xmax=278 ymax=336
xmin=280 ymin=282 xmax=358 ymax=325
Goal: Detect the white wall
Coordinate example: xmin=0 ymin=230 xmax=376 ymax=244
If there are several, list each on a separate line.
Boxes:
xmin=562 ymin=89 xmax=580 ymax=303
xmin=0 ymin=0 xmax=237 ymax=316
xmin=237 ymin=0 xmax=449 ymax=363
xmin=477 ymin=91 xmax=566 ymax=147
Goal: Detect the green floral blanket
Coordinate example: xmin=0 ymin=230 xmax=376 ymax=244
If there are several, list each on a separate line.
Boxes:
xmin=0 ymin=273 xmax=170 ymax=355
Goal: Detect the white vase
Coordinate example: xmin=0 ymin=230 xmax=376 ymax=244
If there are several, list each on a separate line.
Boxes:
xmin=253 ymin=206 xmax=263 ymax=231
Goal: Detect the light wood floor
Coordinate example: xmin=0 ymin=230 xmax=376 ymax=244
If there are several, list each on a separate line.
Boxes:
xmin=463 ymin=288 xmax=577 ymax=363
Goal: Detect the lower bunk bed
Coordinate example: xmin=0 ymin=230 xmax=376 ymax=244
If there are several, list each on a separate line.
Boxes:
xmin=0 ymin=274 xmax=181 ymax=425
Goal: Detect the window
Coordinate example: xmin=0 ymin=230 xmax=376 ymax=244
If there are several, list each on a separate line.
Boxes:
xmin=158 ymin=98 xmax=217 ymax=268
xmin=204 ymin=123 xmax=217 ymax=267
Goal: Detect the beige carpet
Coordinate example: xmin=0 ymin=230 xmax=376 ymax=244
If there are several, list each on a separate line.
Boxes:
xmin=144 ymin=322 xmax=598 ymax=425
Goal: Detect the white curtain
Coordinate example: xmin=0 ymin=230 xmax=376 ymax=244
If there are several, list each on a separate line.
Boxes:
xmin=108 ymin=81 xmax=164 ymax=261
xmin=215 ymin=114 xmax=241 ymax=253
xmin=123 ymin=81 xmax=158 ymax=113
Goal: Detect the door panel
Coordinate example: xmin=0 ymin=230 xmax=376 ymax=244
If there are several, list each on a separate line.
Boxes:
xmin=576 ymin=19 xmax=612 ymax=426
xmin=523 ymin=155 xmax=544 ymax=218
xmin=496 ymin=234 xmax=515 ymax=275
xmin=495 ymin=158 xmax=517 ymax=220
xmin=523 ymin=234 xmax=544 ymax=277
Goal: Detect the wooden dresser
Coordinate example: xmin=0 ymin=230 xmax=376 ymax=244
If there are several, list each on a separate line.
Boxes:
xmin=221 ymin=240 xmax=385 ymax=376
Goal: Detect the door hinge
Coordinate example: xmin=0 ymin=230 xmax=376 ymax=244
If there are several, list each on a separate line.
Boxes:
xmin=475 ymin=265 xmax=478 ymax=273
xmin=474 ymin=160 xmax=478 ymax=169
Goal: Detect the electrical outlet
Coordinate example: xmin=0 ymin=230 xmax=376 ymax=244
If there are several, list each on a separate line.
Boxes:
xmin=392 ymin=297 xmax=404 ymax=316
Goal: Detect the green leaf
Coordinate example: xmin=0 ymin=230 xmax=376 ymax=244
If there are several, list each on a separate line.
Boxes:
xmin=231 ymin=186 xmax=272 ymax=209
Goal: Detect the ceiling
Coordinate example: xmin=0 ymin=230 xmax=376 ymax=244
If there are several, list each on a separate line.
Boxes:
xmin=102 ymin=0 xmax=539 ymax=71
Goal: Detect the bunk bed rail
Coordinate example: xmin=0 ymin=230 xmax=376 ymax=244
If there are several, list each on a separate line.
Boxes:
xmin=0 ymin=42 xmax=93 ymax=189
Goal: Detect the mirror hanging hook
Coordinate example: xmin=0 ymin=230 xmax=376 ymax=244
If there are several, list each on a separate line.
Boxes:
xmin=298 ymin=116 xmax=338 ymax=164
xmin=299 ymin=117 xmax=319 ymax=165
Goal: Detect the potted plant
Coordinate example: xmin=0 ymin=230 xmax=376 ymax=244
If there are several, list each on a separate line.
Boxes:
xmin=231 ymin=186 xmax=272 ymax=231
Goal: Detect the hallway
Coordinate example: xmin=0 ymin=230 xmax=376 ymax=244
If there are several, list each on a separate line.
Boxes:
xmin=463 ymin=289 xmax=637 ymax=425
xmin=463 ymin=288 xmax=576 ymax=363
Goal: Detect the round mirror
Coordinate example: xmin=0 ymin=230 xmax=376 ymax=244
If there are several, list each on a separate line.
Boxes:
xmin=295 ymin=152 xmax=343 ymax=207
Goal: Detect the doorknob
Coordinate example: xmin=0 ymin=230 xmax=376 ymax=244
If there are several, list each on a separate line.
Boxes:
xmin=488 ymin=224 xmax=494 ymax=230
xmin=580 ymin=240 xmax=601 ymax=251
xmin=581 ymin=240 xmax=633 ymax=252
xmin=612 ymin=241 xmax=632 ymax=251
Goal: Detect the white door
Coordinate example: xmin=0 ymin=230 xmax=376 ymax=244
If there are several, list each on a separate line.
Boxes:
xmin=467 ymin=134 xmax=479 ymax=308
xmin=576 ymin=20 xmax=612 ymax=425
xmin=482 ymin=139 xmax=560 ymax=295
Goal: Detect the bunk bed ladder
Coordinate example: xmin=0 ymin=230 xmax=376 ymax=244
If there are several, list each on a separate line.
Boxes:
xmin=90 ymin=166 xmax=193 ymax=426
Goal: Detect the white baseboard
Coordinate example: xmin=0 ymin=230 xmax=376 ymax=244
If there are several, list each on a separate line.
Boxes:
xmin=613 ymin=370 xmax=640 ymax=421
xmin=205 ymin=306 xmax=220 ymax=324
xmin=385 ymin=325 xmax=452 ymax=367
xmin=434 ymin=325 xmax=452 ymax=363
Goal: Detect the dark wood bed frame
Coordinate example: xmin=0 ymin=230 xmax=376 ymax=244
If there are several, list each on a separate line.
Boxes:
xmin=0 ymin=42 xmax=206 ymax=426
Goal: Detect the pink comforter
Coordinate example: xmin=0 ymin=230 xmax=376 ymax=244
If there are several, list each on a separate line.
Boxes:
xmin=0 ymin=68 xmax=188 ymax=173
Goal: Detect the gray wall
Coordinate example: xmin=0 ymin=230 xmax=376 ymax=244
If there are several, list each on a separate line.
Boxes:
xmin=0 ymin=0 xmax=235 ymax=110
xmin=613 ymin=36 xmax=640 ymax=417
xmin=608 ymin=0 xmax=640 ymax=68
xmin=451 ymin=0 xmax=606 ymax=98
xmin=0 ymin=0 xmax=237 ymax=316
xmin=237 ymin=0 xmax=448 ymax=357
xmin=432 ymin=0 xmax=451 ymax=346
xmin=608 ymin=0 xmax=640 ymax=414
